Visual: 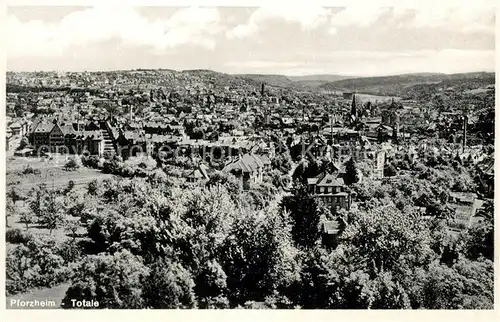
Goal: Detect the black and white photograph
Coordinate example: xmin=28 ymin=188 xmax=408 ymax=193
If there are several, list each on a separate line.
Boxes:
xmin=2 ymin=0 xmax=497 ymax=314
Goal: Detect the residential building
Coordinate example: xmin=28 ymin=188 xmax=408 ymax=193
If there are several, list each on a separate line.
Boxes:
xmin=307 ymin=171 xmax=352 ymax=213
xmin=222 ymin=153 xmax=270 ymax=190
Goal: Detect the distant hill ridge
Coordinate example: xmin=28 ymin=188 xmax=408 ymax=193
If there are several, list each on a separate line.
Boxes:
xmin=320 ymin=72 xmax=494 ymax=91
xmin=7 ymin=70 xmax=493 ymax=95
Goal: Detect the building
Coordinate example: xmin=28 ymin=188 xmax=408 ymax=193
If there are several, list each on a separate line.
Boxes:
xmin=31 ymin=121 xmax=54 ymax=152
xmin=82 ymin=131 xmax=105 ymax=156
xmin=322 ymin=220 xmax=342 ymax=248
xmin=476 ymin=155 xmax=494 ymax=198
xmin=222 ymin=153 xmax=270 ymax=190
xmin=447 ymin=192 xmax=483 ymax=231
xmin=342 ymin=91 xmax=354 ymax=100
xmin=307 ymin=171 xmax=352 ymax=213
xmin=9 ymin=122 xmax=22 ymax=136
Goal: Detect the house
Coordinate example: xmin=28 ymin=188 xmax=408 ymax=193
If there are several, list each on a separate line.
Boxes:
xmin=116 ymin=131 xmax=148 ymax=160
xmin=9 ymin=122 xmax=22 ymax=136
xmin=447 ymin=192 xmax=482 ymax=230
xmin=31 ymin=121 xmax=54 ymax=151
xmin=81 ymin=131 xmax=105 ymax=156
xmin=307 ymin=171 xmax=352 ymax=213
xmin=49 ymin=123 xmax=67 ymax=153
xmin=342 ymin=91 xmax=354 ymax=100
xmin=322 ymin=220 xmax=342 ymax=248
xmin=222 ymin=153 xmax=270 ymax=190
xmin=476 ymin=155 xmax=494 ymax=198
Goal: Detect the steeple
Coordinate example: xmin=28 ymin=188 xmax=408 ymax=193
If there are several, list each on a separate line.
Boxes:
xmin=351 ymin=94 xmax=357 ymax=121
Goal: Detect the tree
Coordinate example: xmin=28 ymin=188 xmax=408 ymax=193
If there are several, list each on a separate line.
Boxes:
xmin=62 ymin=250 xmax=148 ymax=309
xmin=206 ymin=171 xmax=241 ymax=200
xmin=7 ymin=186 xmax=26 ymax=204
xmin=219 ymin=202 xmax=300 ymax=305
xmin=40 ymin=191 xmax=65 ymax=235
xmin=64 ymin=218 xmax=80 ymax=242
xmin=65 ymin=180 xmax=76 ymax=195
xmin=102 ymin=158 xmax=121 ymax=174
xmin=281 ymin=183 xmax=323 ymax=248
xmin=143 ymin=259 xmax=197 ymax=309
xmin=271 ymin=150 xmax=292 ymax=174
xmin=369 ymin=272 xmax=411 ymax=309
xmin=384 ymin=163 xmax=397 ymax=177
xmin=190 ymin=127 xmax=205 ymax=140
xmin=344 ymin=158 xmax=359 ymax=185
xmin=18 ymin=136 xmax=30 ymax=150
xmin=194 ymin=259 xmax=229 ymax=308
xmin=6 ymin=198 xmax=16 ymax=228
xmin=420 ymin=258 xmax=493 ymax=309
xmin=296 ymin=247 xmax=334 ymax=308
xmin=87 ymin=179 xmax=100 ymax=195
xmin=6 ymin=244 xmax=31 ymax=294
xmin=461 ymin=200 xmax=493 ymax=261
xmin=27 ymin=185 xmax=46 ymax=224
xmin=6 ymin=237 xmax=68 ymax=295
xmin=19 ymin=211 xmax=35 ymax=231
xmin=339 ymin=205 xmax=435 ymax=277
xmin=14 ymin=103 xmax=25 ymax=117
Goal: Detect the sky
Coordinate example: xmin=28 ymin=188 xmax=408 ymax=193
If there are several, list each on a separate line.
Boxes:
xmin=6 ymin=4 xmax=496 ymax=76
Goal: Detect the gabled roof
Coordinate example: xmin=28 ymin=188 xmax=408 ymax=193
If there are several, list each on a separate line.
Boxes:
xmin=33 ymin=122 xmax=54 ymax=133
xmin=316 ymin=173 xmax=345 ymax=187
xmin=222 ymin=153 xmax=267 ymax=174
xmin=308 ymin=171 xmax=345 ymax=187
xmin=60 ymin=124 xmax=76 ymax=135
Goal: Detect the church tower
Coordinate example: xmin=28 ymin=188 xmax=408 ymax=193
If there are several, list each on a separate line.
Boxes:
xmin=350 ymin=94 xmax=358 ymax=123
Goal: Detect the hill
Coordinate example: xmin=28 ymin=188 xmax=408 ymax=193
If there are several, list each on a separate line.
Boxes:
xmin=235 ymin=74 xmax=294 ymax=88
xmin=288 ymin=74 xmax=356 ymax=82
xmin=320 ymin=72 xmax=495 ymax=99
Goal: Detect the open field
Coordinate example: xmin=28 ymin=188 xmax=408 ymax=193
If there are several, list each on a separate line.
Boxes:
xmin=6 ymin=155 xmax=115 ymax=192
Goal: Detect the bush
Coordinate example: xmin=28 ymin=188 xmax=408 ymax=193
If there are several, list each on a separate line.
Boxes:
xmin=134 ymin=168 xmax=148 ymax=178
xmin=6 ymin=228 xmax=32 ymax=244
xmin=21 ymin=166 xmax=41 ymax=176
xmin=121 ymin=165 xmax=136 ymax=177
xmin=56 ymin=240 xmax=82 ymax=263
xmin=103 ymin=159 xmax=121 ymax=174
xmin=82 ymin=155 xmax=101 ymax=169
xmin=64 ymin=158 xmax=79 ymax=171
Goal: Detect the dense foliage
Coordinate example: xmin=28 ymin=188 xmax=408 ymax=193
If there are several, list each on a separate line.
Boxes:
xmin=5 ymin=156 xmax=494 ymax=309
